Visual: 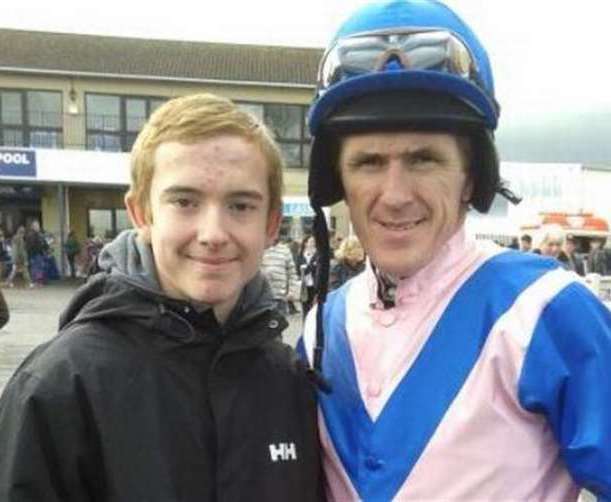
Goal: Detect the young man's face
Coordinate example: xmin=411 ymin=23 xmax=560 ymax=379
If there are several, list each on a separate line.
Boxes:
xmin=127 ymin=134 xmax=280 ymax=322
xmin=339 ymin=131 xmax=472 ymax=278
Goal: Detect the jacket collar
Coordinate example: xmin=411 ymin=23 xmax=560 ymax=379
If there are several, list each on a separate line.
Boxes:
xmin=366 ymin=226 xmax=475 ymax=309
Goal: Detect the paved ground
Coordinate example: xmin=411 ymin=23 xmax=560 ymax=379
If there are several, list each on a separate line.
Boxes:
xmin=0 ymin=280 xmax=303 ymax=394
xmin=0 ymin=281 xmax=74 ymax=393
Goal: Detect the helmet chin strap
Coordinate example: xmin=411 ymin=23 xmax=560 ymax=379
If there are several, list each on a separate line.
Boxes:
xmin=307 ymin=206 xmax=332 ymax=393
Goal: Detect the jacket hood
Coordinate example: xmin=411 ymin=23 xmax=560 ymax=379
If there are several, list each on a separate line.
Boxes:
xmin=98 ymin=228 xmax=162 ymax=293
xmin=59 ymin=230 xmax=279 ymax=340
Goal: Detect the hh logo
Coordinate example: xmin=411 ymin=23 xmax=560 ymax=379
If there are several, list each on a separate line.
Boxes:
xmin=269 ymin=442 xmax=298 ymax=462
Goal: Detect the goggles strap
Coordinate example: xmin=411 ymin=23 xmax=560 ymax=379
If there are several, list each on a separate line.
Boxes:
xmin=497 ymin=181 xmax=522 ymax=205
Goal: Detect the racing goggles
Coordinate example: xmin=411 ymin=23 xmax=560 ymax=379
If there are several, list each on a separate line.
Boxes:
xmin=318 ymin=28 xmax=486 ymax=95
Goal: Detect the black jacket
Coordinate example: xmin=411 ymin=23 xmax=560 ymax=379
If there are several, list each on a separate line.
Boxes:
xmin=329 ymin=261 xmax=365 ymax=291
xmin=24 ymin=229 xmax=48 ymax=257
xmin=0 ymin=289 xmax=8 ymax=329
xmin=0 ymin=231 xmax=324 ymax=501
xmin=588 ymin=248 xmax=609 ymax=275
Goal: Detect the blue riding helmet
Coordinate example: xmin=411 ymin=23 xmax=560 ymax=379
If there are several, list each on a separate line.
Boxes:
xmin=307 ymin=0 xmax=517 ymax=213
xmin=304 ymin=1 xmax=520 ymax=390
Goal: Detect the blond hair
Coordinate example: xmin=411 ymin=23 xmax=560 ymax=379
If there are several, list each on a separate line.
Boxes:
xmin=128 ymin=93 xmax=284 ymax=221
xmin=335 ymin=235 xmax=365 ymax=263
xmin=537 ymin=224 xmax=565 ymax=249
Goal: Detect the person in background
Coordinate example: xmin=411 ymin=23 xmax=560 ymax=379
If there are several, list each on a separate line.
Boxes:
xmin=558 ymin=233 xmax=585 ymax=276
xmin=0 ymin=287 xmax=8 ymax=330
xmin=327 ymin=232 xmax=343 ymax=272
xmin=520 ymin=233 xmax=533 ymax=252
xmin=5 ymin=226 xmax=34 ymax=289
xmin=287 ymin=235 xmax=301 ymax=270
xmin=297 ymin=234 xmax=318 ymax=319
xmin=64 ymin=230 xmax=82 ymax=279
xmin=0 ymin=229 xmax=11 ymax=281
xmin=0 ymin=93 xmax=323 ymax=501
xmin=261 ymin=237 xmax=300 ymax=316
xmin=84 ymin=235 xmax=105 ymax=277
xmin=587 ymin=237 xmax=608 ymax=275
xmin=299 ymin=1 xmax=611 ymax=500
xmin=24 ymin=220 xmax=48 ymax=286
xmin=536 ymin=225 xmax=564 ymax=260
xmin=329 ymin=235 xmax=365 ymax=291
xmin=286 ymin=236 xmax=301 ymax=314
xmin=42 ymin=231 xmax=60 ymax=282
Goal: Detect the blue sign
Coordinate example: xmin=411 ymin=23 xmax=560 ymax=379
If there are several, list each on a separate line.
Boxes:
xmin=283 ymin=201 xmax=314 ymax=217
xmin=0 ymin=149 xmax=37 ymax=177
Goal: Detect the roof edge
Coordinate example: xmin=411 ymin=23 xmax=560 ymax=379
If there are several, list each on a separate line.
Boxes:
xmin=0 ymin=27 xmax=325 ymax=51
xmin=0 ymin=66 xmax=316 ymax=90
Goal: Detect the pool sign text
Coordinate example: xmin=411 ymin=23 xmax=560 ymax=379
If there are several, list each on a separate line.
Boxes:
xmin=0 ymin=150 xmax=37 ymax=177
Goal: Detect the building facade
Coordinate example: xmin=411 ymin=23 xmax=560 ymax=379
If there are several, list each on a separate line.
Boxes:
xmin=466 ymin=162 xmax=611 ymax=248
xmin=1 ymin=29 xmax=609 ymax=276
xmin=0 ymin=28 xmax=345 ymax=275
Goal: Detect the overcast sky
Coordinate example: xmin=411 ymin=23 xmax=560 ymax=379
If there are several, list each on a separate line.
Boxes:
xmin=2 ymin=0 xmax=611 ymax=149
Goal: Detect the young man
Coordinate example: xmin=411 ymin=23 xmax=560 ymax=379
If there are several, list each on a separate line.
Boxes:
xmin=299 ymin=1 xmax=611 ymax=500
xmin=0 ymin=94 xmax=323 ymax=501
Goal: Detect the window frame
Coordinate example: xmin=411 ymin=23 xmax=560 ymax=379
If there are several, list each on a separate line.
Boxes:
xmin=87 ymin=207 xmax=130 ymax=239
xmin=237 ymin=101 xmax=310 ymax=168
xmin=85 ymin=93 xmax=167 ymax=152
xmin=0 ymin=88 xmax=63 ymax=148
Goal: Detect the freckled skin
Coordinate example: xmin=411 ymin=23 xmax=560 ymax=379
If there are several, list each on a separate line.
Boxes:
xmin=126 ymin=135 xmax=280 ymax=323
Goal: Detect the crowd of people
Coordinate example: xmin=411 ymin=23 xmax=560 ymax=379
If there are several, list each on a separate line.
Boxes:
xmin=0 ymin=224 xmax=107 ymax=287
xmin=518 ymin=226 xmax=608 ymax=276
xmin=261 ymin=232 xmax=366 ymax=319
xmin=0 ymin=221 xmax=59 ymax=288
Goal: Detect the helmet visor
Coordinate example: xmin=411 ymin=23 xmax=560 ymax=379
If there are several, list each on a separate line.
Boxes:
xmin=318 ymin=28 xmax=485 ymax=96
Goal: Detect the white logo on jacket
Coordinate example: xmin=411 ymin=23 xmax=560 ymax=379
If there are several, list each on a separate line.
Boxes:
xmin=269 ymin=442 xmax=297 ymax=462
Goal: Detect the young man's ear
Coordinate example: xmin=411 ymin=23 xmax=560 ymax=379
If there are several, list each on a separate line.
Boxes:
xmin=265 ymin=208 xmax=282 ymax=248
xmin=125 ymin=193 xmax=152 ymax=243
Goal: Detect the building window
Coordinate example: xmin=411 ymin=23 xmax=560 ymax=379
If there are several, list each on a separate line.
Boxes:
xmin=238 ymin=102 xmax=310 ymax=168
xmin=0 ymin=89 xmax=63 ymax=148
xmin=86 ymin=94 xmax=167 ymax=152
xmin=88 ymin=208 xmax=131 ymax=239
xmin=239 ymin=103 xmax=264 ymax=122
